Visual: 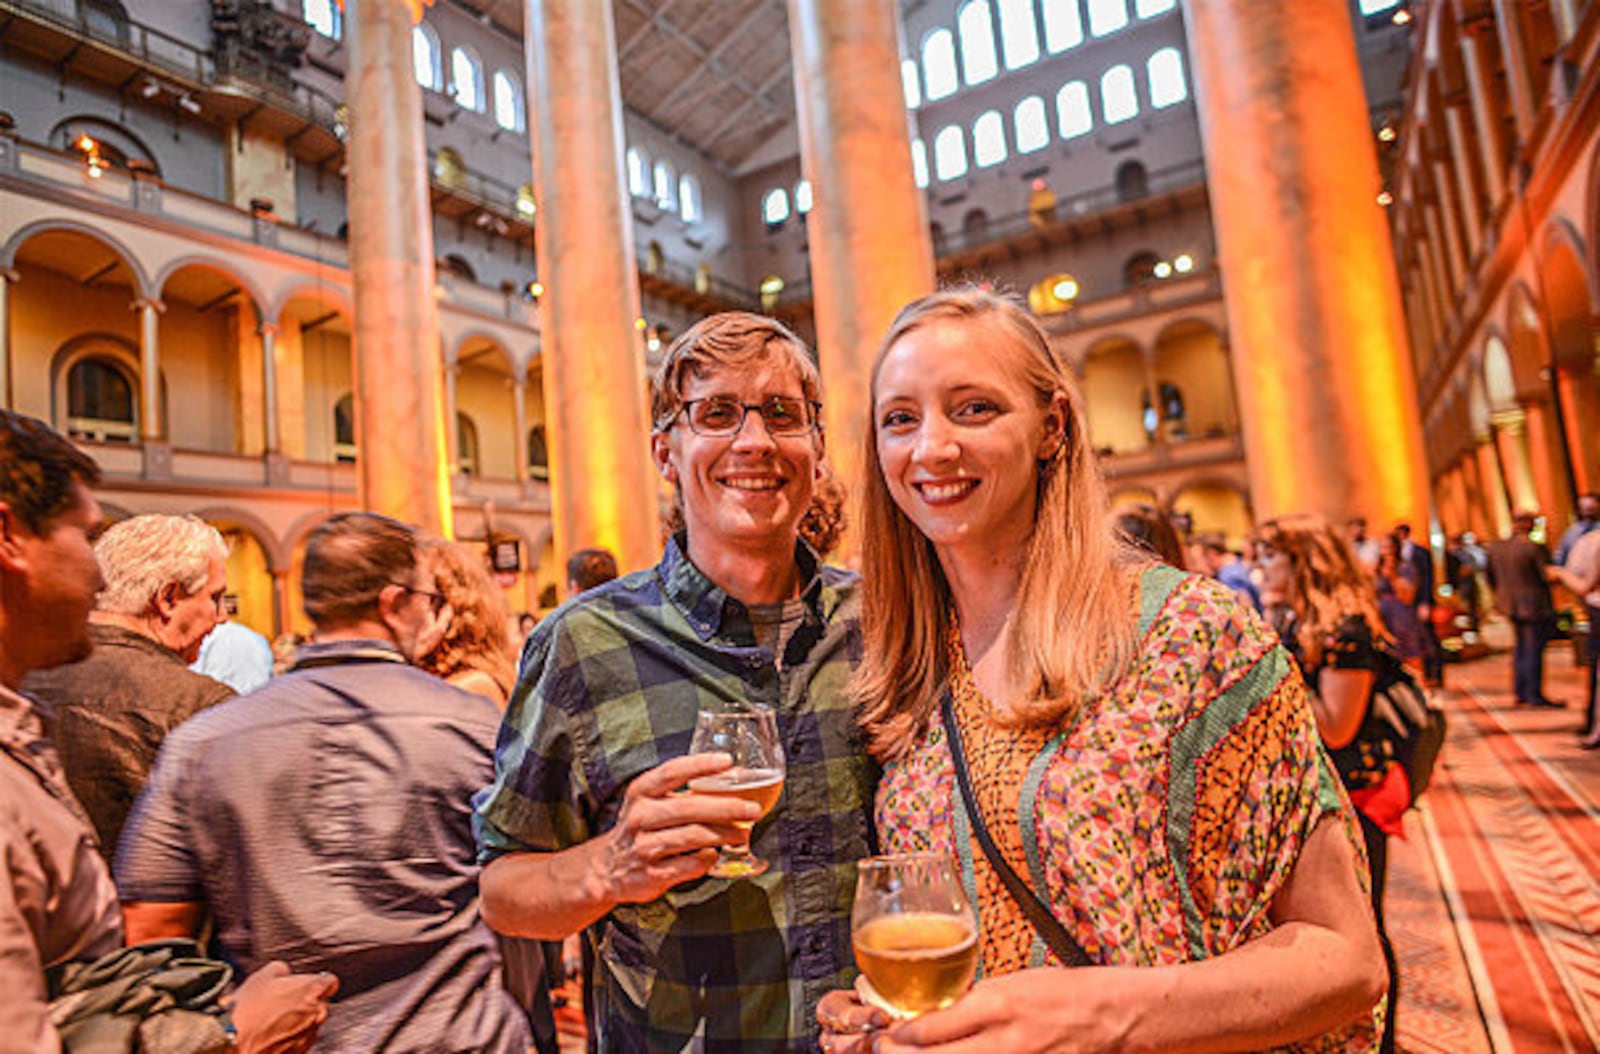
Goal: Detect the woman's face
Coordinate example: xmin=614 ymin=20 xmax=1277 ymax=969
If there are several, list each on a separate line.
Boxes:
xmin=1256 ymin=540 xmax=1293 ymax=597
xmin=873 ymin=317 xmax=1066 ymax=566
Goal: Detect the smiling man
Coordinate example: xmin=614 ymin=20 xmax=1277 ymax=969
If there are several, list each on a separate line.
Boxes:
xmin=22 ymin=513 xmax=234 ymax=863
xmin=474 ymin=312 xmax=876 ymax=1053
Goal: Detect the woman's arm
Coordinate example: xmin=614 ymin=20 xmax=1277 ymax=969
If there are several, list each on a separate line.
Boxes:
xmin=873 ymin=815 xmax=1385 ymax=1054
xmin=1307 ymin=667 xmax=1374 ymax=749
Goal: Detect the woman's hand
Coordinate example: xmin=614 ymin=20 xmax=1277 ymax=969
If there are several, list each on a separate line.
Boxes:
xmin=872 ymin=967 xmax=1136 ymax=1053
xmin=817 ymin=980 xmax=892 ymax=1053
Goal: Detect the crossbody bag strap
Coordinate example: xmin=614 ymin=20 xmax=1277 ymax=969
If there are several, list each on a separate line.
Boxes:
xmin=940 ymin=688 xmax=1092 ymax=967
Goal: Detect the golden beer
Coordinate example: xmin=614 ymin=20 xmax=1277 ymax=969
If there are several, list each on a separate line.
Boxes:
xmin=853 ymin=912 xmax=978 ymax=1016
xmin=687 ymin=768 xmax=784 ymax=828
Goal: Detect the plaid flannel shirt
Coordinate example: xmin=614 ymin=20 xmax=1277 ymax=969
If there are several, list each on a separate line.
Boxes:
xmin=474 ymin=535 xmax=876 ymax=1053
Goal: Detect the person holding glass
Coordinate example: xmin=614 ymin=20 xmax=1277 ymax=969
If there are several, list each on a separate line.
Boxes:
xmin=474 ymin=313 xmax=876 ymax=1052
xmin=818 ymin=288 xmax=1386 ymax=1052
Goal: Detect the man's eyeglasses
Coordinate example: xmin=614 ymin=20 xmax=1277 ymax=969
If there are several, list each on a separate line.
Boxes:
xmin=677 ymin=397 xmax=820 ymax=438
xmin=389 ymin=581 xmax=449 ymax=616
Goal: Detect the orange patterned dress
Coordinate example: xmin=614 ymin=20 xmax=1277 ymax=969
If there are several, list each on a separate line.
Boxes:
xmin=875 ymin=565 xmax=1379 ymax=1052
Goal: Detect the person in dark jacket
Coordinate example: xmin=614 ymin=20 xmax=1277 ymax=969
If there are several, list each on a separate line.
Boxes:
xmin=1486 ymin=511 xmax=1563 ymax=709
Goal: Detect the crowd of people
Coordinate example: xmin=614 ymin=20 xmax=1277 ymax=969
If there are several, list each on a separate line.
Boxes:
xmin=4 ymin=287 xmax=1596 ymax=1054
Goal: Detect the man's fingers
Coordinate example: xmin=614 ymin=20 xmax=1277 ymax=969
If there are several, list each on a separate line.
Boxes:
xmin=627 ymin=752 xmax=734 ymax=798
xmin=634 ymin=822 xmax=749 ymax=862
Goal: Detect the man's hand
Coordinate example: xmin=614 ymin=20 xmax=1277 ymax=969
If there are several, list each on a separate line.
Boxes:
xmin=591 ymin=752 xmax=760 ymax=906
xmin=226 ymin=961 xmax=338 ymax=1054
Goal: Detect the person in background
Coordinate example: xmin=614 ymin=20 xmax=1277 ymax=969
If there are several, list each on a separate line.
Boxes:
xmin=1549 ymin=525 xmax=1600 ymax=747
xmin=564 ymin=547 xmax=619 ymax=597
xmin=419 ymin=537 xmax=518 ymax=708
xmin=1257 ymin=513 xmax=1407 ymax=1054
xmin=192 ymin=616 xmax=275 ymax=694
xmin=1347 ymin=517 xmax=1381 ymax=573
xmin=1111 ymin=502 xmax=1185 ymax=568
xmin=1196 ymin=532 xmax=1261 ymax=611
xmin=1394 ymin=523 xmax=1443 ymax=686
xmin=1446 ymin=533 xmax=1483 ymax=633
xmin=1554 ymin=492 xmax=1599 ymax=567
xmin=118 ymin=512 xmax=533 ymax=1053
xmin=1486 ymin=511 xmax=1564 ymax=710
xmin=0 ymin=408 xmax=335 ymax=1053
xmin=1373 ymin=532 xmax=1423 ymax=671
xmin=799 ymin=466 xmax=849 ymax=560
xmin=819 ymin=289 xmax=1383 ymax=1053
xmin=23 ymin=513 xmax=234 ymax=864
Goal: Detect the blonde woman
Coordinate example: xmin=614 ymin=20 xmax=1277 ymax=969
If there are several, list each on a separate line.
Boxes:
xmin=819 ymin=289 xmax=1384 ymax=1053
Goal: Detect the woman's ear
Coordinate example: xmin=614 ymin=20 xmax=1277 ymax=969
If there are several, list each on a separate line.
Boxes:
xmin=1037 ymin=391 xmax=1071 ymax=460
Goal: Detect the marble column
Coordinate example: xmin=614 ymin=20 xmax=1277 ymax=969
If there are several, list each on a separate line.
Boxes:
xmin=1181 ymin=0 xmax=1428 ymax=525
xmin=1460 ymin=29 xmax=1508 ymax=207
xmin=134 ymin=296 xmax=164 ymax=441
xmin=1431 ymin=158 xmax=1468 ymax=290
xmin=524 ymin=0 xmax=658 ymax=570
xmin=0 ymin=269 xmax=14 ymax=408
xmin=443 ymin=363 xmax=460 ymax=474
xmin=259 ymin=321 xmax=280 ymax=454
xmin=787 ymin=0 xmax=935 ymax=551
xmin=344 ymin=0 xmax=452 ymax=535
xmin=1476 ymin=435 xmax=1513 ymax=538
xmin=510 ymin=370 xmax=529 ymax=479
xmin=1491 ymin=0 xmax=1537 ymax=145
xmin=1492 ymin=412 xmax=1540 ymax=513
xmin=1442 ymin=104 xmax=1484 ymax=255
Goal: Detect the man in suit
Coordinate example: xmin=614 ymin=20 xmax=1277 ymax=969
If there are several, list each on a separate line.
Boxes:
xmin=1395 ymin=522 xmax=1443 ymax=686
xmin=1486 ymin=511 xmax=1564 ymax=709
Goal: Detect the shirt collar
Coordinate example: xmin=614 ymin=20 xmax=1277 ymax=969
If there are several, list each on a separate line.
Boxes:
xmin=87 ymin=622 xmax=188 ymax=665
xmin=659 ymin=532 xmax=831 ymax=642
xmin=289 ymin=638 xmax=410 ymax=671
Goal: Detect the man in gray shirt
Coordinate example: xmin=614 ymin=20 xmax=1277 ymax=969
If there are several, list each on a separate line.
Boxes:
xmin=117 ymin=512 xmax=532 ymax=1053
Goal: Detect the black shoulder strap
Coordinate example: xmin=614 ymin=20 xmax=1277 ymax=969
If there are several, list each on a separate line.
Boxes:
xmin=940 ymin=688 xmax=1092 ymax=967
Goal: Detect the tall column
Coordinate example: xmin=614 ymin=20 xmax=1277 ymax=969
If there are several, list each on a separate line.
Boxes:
xmin=260 ymin=321 xmax=280 ymax=454
xmin=1550 ymin=0 xmax=1579 ymax=45
xmin=1460 ymin=30 xmax=1508 ymax=207
xmin=1431 ymin=159 xmax=1468 ymax=290
xmin=0 ymin=269 xmax=14 ymax=408
xmin=1181 ymin=0 xmax=1428 ymax=525
xmin=1491 ymin=0 xmax=1537 ymax=145
xmin=510 ymin=371 xmax=529 ymax=479
xmin=788 ymin=0 xmax=935 ymax=547
xmin=443 ymin=363 xmax=459 ymax=474
xmin=1423 ymin=202 xmax=1460 ymax=298
xmin=525 ymin=0 xmax=658 ymax=569
xmin=1493 ymin=412 xmax=1540 ymax=512
xmin=1442 ymin=104 xmax=1484 ymax=254
xmin=344 ymin=0 xmax=452 ymax=535
xmin=134 ymin=296 xmax=164 ymax=440
xmin=1476 ymin=435 xmax=1513 ymax=537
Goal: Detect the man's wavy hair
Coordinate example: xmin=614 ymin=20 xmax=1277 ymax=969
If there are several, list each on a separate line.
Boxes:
xmin=649 ymin=312 xmax=821 ymax=435
xmin=0 ymin=409 xmax=101 ymax=534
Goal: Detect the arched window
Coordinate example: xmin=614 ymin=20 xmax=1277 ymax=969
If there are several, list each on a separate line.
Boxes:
xmin=679 ymin=174 xmax=702 ymax=222
xmin=1147 ymin=47 xmax=1187 ymax=107
xmin=901 ymin=58 xmax=921 ymax=109
xmin=1101 ymin=65 xmax=1139 ymax=124
xmin=972 ymin=111 xmax=1007 ymax=167
xmin=302 ymin=0 xmax=339 ymax=38
xmin=1124 ymin=250 xmax=1159 ymax=288
xmin=82 ymin=0 xmax=129 ymax=42
xmin=653 ymin=160 xmax=675 ymax=211
xmin=626 ymin=148 xmax=648 ymax=198
xmin=922 ymin=29 xmax=958 ymax=101
xmin=911 ymin=139 xmax=929 ymax=188
xmin=958 ymin=2 xmax=998 ymax=86
xmin=962 ymin=208 xmax=990 ymax=243
xmin=997 ymin=0 xmax=1040 ymax=69
xmin=795 ymin=179 xmax=813 ymax=215
xmin=1086 ymin=0 xmax=1129 ymax=37
xmin=65 ymin=357 xmax=137 ymax=442
xmin=1115 ymin=160 xmax=1149 ymax=201
xmin=333 ymin=394 xmax=357 ymax=462
xmin=412 ymin=23 xmax=442 ymax=90
xmin=493 ymin=70 xmax=525 ymax=131
xmin=450 ymin=47 xmax=484 ymax=111
xmin=527 ymin=426 xmax=549 ymax=480
xmin=762 ymin=187 xmax=790 ymax=226
xmin=1359 ymin=0 xmax=1400 ymax=13
xmin=1135 ymin=0 xmax=1177 ymax=16
xmin=456 ymin=413 xmax=480 ymax=476
xmin=933 ymin=125 xmax=968 ymax=182
xmin=1056 ymin=81 xmax=1092 ymax=139
xmin=1041 ymin=0 xmax=1084 ymax=52
xmin=1014 ymin=95 xmax=1048 ymax=153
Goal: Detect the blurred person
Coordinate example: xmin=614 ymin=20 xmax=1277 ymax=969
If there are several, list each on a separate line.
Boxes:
xmin=192 ymin=617 xmax=274 ymax=694
xmin=819 ymin=290 xmax=1383 ymax=1053
xmin=564 ymin=546 xmax=619 ymax=597
xmin=1394 ymin=523 xmax=1442 ymax=686
xmin=118 ymin=512 xmax=533 ymax=1054
xmin=270 ymin=631 xmax=304 ymax=676
xmin=0 ymin=409 xmax=333 ymax=1053
xmin=419 ymin=537 xmax=517 ymax=707
xmin=1373 ymin=532 xmax=1422 ymax=668
xmin=1111 ymin=502 xmax=1185 ymax=567
xmin=1446 ymin=533 xmax=1483 ymax=632
xmin=476 ymin=312 xmax=874 ymax=1052
xmin=23 ymin=513 xmax=234 ymax=862
xmin=1195 ymin=531 xmax=1261 ymax=611
xmin=1486 ymin=511 xmax=1563 ymax=709
xmin=1549 ymin=526 xmax=1600 ymax=746
xmin=1553 ymin=491 xmax=1599 ymax=566
xmin=1256 ymin=512 xmax=1406 ymax=1054
xmin=799 ymin=465 xmax=848 ymax=559
xmin=1346 ymin=517 xmax=1380 ymax=573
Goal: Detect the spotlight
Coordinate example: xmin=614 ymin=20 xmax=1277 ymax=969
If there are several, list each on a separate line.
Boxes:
xmin=634 ymin=317 xmax=648 ymax=331
xmin=141 ymin=80 xmax=160 ymax=99
xmin=1173 ymin=254 xmax=1194 ymax=273
xmin=1377 ymin=190 xmax=1394 ymax=206
xmin=178 ymin=94 xmax=201 ymax=115
xmin=1392 ymin=8 xmax=1412 ymax=25
xmin=1051 ymin=277 xmax=1079 ymax=300
xmin=1153 ymin=260 xmax=1173 ymax=279
xmin=525 ymin=281 xmax=544 ymax=300
xmin=1378 ymin=125 xmax=1397 ymax=142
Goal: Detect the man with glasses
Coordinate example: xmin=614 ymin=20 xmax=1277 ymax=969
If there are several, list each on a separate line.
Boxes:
xmin=23 ymin=513 xmax=235 ymax=864
xmin=118 ymin=511 xmax=536 ymax=1053
xmin=476 ymin=312 xmax=875 ymax=1052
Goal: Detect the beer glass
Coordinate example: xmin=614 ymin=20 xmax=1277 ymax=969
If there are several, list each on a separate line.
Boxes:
xmin=687 ymin=705 xmax=785 ymax=878
xmin=851 ymin=853 xmax=977 ymax=1018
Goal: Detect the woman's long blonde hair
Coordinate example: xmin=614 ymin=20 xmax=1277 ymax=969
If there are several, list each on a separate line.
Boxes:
xmin=1257 ymin=513 xmax=1390 ymax=667
xmin=853 ymin=288 xmax=1138 ymax=761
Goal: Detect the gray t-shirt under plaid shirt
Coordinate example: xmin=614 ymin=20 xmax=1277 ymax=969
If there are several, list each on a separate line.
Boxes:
xmin=474 ymin=535 xmax=876 ymax=1053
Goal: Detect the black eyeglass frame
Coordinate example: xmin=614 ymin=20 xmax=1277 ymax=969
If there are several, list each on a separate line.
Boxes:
xmin=675 ymin=396 xmax=823 ymax=438
xmin=387 ymin=580 xmax=449 ymax=616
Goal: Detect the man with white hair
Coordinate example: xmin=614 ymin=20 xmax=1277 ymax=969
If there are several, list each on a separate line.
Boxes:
xmin=23 ymin=513 xmax=232 ymax=863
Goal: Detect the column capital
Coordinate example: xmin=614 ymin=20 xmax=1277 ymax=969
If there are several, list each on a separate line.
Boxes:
xmin=0 ymin=267 xmax=18 ymax=284
xmin=131 ymin=296 xmax=165 ymax=313
xmin=259 ymin=320 xmax=281 ymax=338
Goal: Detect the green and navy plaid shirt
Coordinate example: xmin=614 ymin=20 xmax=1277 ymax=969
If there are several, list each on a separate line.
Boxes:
xmin=474 ymin=535 xmax=876 ymax=1053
